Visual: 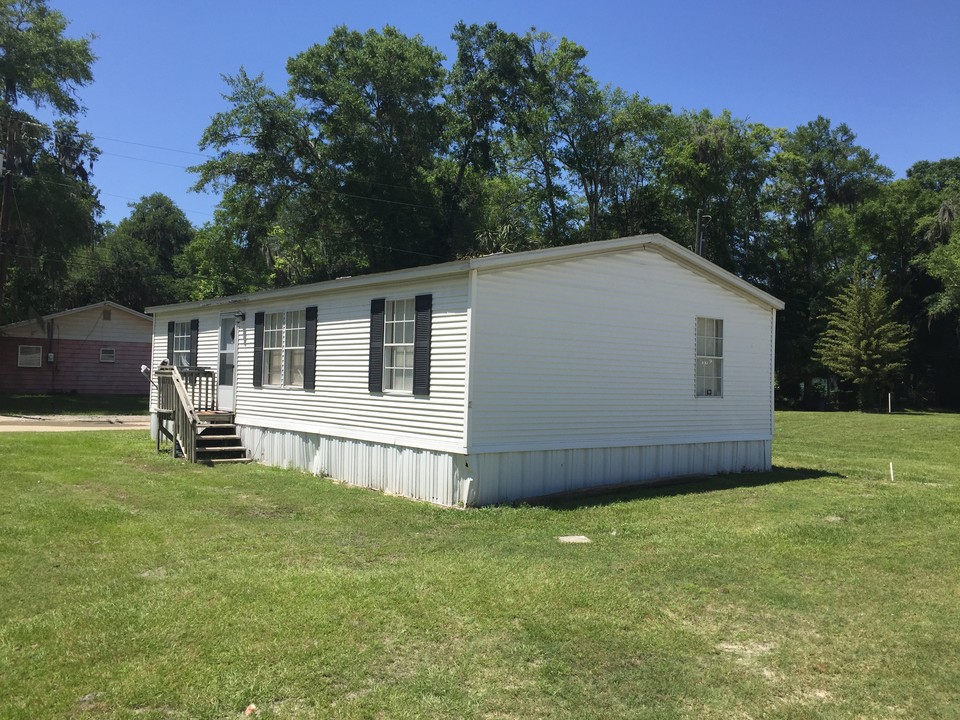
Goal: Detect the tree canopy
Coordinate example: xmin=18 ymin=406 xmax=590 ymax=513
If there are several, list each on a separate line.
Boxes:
xmin=814 ymin=272 xmax=911 ymax=410
xmin=2 ymin=13 xmax=959 ymax=409
xmin=0 ymin=0 xmax=97 ymax=322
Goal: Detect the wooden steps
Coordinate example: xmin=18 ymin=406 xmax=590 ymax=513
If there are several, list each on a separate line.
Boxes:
xmin=195 ymin=422 xmax=252 ymax=465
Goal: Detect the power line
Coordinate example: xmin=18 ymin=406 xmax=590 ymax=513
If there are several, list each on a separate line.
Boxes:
xmin=91 ymin=134 xmax=213 ymax=159
xmin=0 ymin=115 xmax=452 ymax=221
xmin=98 ymin=151 xmax=195 ymax=170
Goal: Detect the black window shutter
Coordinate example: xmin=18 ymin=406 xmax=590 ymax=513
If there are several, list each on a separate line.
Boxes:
xmin=304 ymin=306 xmax=318 ymax=390
xmin=166 ymin=321 xmax=174 ymax=363
xmin=189 ymin=319 xmax=199 ymax=367
xmin=368 ymin=298 xmax=385 ymax=393
xmin=413 ymin=294 xmax=432 ymax=397
xmin=253 ymin=312 xmax=264 ymax=387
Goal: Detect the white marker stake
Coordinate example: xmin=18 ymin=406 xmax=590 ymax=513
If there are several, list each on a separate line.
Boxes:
xmin=890 ymin=462 xmax=895 ymax=482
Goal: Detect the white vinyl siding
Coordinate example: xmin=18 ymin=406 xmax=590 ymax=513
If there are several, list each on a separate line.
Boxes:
xmin=696 ymin=317 xmax=723 ymax=397
xmin=383 ymin=298 xmax=415 ymax=392
xmin=225 ymin=276 xmax=468 ymax=451
xmin=18 ymin=345 xmax=42 ymax=367
xmin=146 ymin=235 xmax=781 ymax=505
xmin=468 ymin=247 xmax=774 ymax=452
xmin=148 ymin=236 xmax=779 ymax=468
xmin=149 ymin=311 xmax=219 ymax=412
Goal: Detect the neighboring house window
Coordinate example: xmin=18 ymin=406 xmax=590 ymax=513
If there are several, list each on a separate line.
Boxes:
xmin=262 ymin=310 xmax=305 ymax=387
xmin=696 ymin=317 xmax=723 ymax=397
xmin=173 ymin=321 xmax=191 ymax=367
xmin=100 ymin=348 xmax=116 ymax=363
xmin=18 ymin=345 xmax=42 ymax=368
xmin=383 ymin=298 xmax=415 ymax=392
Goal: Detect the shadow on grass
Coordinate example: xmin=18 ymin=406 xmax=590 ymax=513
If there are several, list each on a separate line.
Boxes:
xmin=524 ymin=466 xmax=842 ymax=510
xmin=0 ymin=393 xmax=149 ymax=416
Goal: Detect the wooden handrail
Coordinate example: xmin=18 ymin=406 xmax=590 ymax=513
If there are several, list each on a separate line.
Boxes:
xmin=155 ymin=366 xmax=216 ymax=462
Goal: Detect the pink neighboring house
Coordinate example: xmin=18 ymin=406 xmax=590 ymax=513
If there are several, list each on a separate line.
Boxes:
xmin=0 ymin=301 xmax=152 ymax=395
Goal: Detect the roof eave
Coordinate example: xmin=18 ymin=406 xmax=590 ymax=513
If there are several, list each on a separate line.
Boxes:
xmin=145 ymin=234 xmax=785 ymax=315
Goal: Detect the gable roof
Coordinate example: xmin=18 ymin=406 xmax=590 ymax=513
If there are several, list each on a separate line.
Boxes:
xmin=146 ymin=234 xmax=785 ymax=315
xmin=0 ymin=301 xmax=151 ymax=333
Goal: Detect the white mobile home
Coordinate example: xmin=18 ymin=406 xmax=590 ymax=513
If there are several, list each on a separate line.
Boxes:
xmin=146 ymin=234 xmax=784 ymax=506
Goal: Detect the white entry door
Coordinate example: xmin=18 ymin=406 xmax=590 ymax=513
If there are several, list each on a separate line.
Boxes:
xmin=218 ymin=314 xmax=238 ymax=411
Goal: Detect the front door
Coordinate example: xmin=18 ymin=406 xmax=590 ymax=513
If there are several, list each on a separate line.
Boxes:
xmin=218 ymin=314 xmax=238 ymax=411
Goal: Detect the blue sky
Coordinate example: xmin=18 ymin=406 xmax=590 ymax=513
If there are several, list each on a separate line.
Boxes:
xmin=46 ymin=0 xmax=960 ymax=226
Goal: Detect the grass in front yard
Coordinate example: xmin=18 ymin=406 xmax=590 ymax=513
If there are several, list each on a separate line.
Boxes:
xmin=0 ymin=412 xmax=958 ymax=719
xmin=0 ymin=393 xmax=148 ymax=416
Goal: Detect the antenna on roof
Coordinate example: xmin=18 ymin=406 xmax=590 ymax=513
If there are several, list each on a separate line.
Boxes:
xmin=696 ymin=209 xmax=712 ymax=257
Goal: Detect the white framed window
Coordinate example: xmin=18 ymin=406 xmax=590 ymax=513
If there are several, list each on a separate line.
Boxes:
xmin=262 ymin=310 xmax=305 ymax=387
xmin=173 ymin=321 xmax=191 ymax=367
xmin=696 ymin=317 xmax=723 ymax=397
xmin=284 ymin=309 xmax=306 ymax=387
xmin=263 ymin=312 xmax=283 ymax=386
xmin=100 ymin=348 xmax=116 ymax=363
xmin=18 ymin=345 xmax=42 ymax=368
xmin=383 ymin=298 xmax=415 ymax=392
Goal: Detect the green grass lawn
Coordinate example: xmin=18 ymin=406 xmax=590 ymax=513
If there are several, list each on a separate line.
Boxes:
xmin=1 ymin=412 xmax=958 ymax=719
xmin=0 ymin=393 xmax=149 ymax=416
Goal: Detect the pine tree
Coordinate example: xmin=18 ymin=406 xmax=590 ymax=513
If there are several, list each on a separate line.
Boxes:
xmin=814 ymin=272 xmax=910 ymax=410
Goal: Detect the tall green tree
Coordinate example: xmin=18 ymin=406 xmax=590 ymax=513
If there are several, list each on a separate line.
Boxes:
xmin=287 ymin=26 xmax=447 ymax=271
xmin=503 ymin=31 xmax=584 ymax=245
xmin=174 ymin=222 xmax=261 ymax=301
xmin=769 ymin=116 xmax=892 ymax=403
xmin=61 ymin=193 xmax=193 ymax=310
xmin=918 ymin=180 xmax=960 ymax=326
xmin=662 ymin=110 xmax=777 ymax=275
xmin=116 ymin=192 xmax=193 ymax=273
xmin=195 ymin=27 xmax=450 ymax=282
xmin=814 ymin=272 xmax=911 ymax=410
xmin=0 ymin=0 xmax=96 ymax=320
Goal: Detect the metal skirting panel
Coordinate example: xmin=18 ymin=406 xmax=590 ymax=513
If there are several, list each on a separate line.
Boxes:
xmin=468 ymin=439 xmax=771 ymax=505
xmin=239 ymin=424 xmax=459 ymax=506
xmin=235 ymin=426 xmax=769 ymax=507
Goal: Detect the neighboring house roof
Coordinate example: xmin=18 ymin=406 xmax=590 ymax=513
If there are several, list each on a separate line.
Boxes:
xmin=146 ymin=234 xmax=785 ymax=315
xmin=0 ymin=301 xmax=151 ymax=334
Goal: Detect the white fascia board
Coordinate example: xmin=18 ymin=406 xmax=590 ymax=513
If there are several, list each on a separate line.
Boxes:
xmin=234 ymin=413 xmax=468 ymax=455
xmin=146 ymin=233 xmax=784 ymax=315
xmin=467 ymin=233 xmax=662 ymax=272
xmin=470 ymin=233 xmax=785 ymax=311
xmin=647 ymin=238 xmax=786 ymax=311
xmin=146 ymin=260 xmax=473 ymax=315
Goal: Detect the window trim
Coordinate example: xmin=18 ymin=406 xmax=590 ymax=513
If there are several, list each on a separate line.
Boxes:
xmin=261 ymin=310 xmax=306 ymax=388
xmin=695 ymin=317 xmax=723 ymax=398
xmin=172 ymin=321 xmax=191 ymax=368
xmin=368 ymin=294 xmax=431 ymax=396
xmin=99 ymin=348 xmax=116 ymax=363
xmin=18 ymin=345 xmax=43 ymax=368
xmin=382 ymin=298 xmax=416 ymax=393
